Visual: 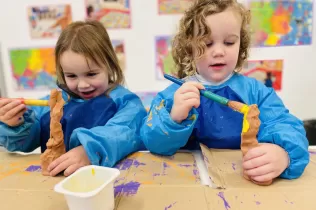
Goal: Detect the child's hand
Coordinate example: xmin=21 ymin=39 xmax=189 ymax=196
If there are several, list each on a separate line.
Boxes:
xmin=0 ymin=99 xmax=26 ymax=127
xmin=48 ymin=146 xmax=91 ymax=177
xmin=243 ymin=143 xmax=289 ymax=182
xmin=170 ymin=81 xmax=204 ymax=123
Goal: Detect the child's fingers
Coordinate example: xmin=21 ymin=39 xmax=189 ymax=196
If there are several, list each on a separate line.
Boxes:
xmin=48 ymin=154 xmax=69 ymax=171
xmin=64 ymin=164 xmax=80 ymax=177
xmin=243 ymin=147 xmax=266 ymax=162
xmin=181 ymin=92 xmax=200 ymax=100
xmin=0 ymin=101 xmax=21 ymax=116
xmin=186 ymin=98 xmax=200 ymax=109
xmin=245 ymin=163 xmax=273 ymax=177
xmin=2 ymin=104 xmax=26 ymax=120
xmin=251 ymin=172 xmax=275 ymax=183
xmin=179 ymin=82 xmax=204 ymax=94
xmin=243 ymin=154 xmax=269 ymax=170
xmin=185 ymin=81 xmax=205 ymax=90
xmin=0 ymin=99 xmax=12 ymax=108
xmin=50 ymin=158 xmax=72 ymax=177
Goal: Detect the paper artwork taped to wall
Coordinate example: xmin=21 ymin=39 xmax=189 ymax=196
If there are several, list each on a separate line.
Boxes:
xmin=28 ymin=5 xmax=72 ymax=39
xmin=86 ymin=0 xmax=131 ymax=29
xmin=241 ymin=60 xmax=283 ymax=91
xmin=155 ymin=36 xmax=177 ymax=80
xmin=9 ymin=47 xmax=57 ymax=90
xmin=158 ymin=0 xmax=194 ymax=14
xmin=112 ymin=40 xmax=126 ymax=71
xmin=249 ymin=0 xmax=313 ymax=46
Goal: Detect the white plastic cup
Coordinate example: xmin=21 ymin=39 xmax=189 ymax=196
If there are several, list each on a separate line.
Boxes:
xmin=54 ymin=165 xmax=120 ymax=210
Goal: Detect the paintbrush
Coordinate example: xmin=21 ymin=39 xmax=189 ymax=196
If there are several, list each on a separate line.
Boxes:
xmin=164 ymin=74 xmax=249 ymax=114
xmin=0 ymin=98 xmax=49 ymax=106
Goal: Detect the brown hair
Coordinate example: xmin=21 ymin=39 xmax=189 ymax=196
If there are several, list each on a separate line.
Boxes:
xmin=172 ymin=0 xmax=251 ymax=78
xmin=55 ymin=20 xmax=124 ymax=94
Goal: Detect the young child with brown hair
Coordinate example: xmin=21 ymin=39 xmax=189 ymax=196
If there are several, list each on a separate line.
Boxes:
xmin=0 ymin=20 xmax=147 ymax=176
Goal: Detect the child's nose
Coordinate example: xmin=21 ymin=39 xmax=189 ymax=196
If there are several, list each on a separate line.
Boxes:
xmin=78 ymin=79 xmax=90 ymax=89
xmin=212 ymin=45 xmax=225 ymax=57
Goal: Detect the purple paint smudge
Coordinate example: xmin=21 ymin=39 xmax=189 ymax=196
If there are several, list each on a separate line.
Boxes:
xmin=193 ymin=169 xmax=199 ymax=176
xmin=232 ymin=163 xmax=236 ymax=170
xmin=163 ymin=162 xmax=170 ymax=168
xmin=218 ymin=192 xmax=231 ymax=210
xmin=153 ymin=173 xmax=160 ymax=177
xmin=114 ymin=177 xmax=125 ymax=185
xmin=256 ymin=201 xmax=261 ymax=205
xmin=162 ymin=162 xmax=170 ymax=175
xmin=115 ymin=159 xmax=133 ymax=170
xmin=114 ymin=181 xmax=141 ymax=197
xmin=114 ymin=159 xmax=146 ymax=170
xmin=164 ymin=202 xmax=177 ymax=210
xmin=133 ymin=160 xmax=146 ymax=168
xmin=178 ymin=164 xmax=192 ymax=167
xmin=25 ymin=165 xmax=41 ymax=172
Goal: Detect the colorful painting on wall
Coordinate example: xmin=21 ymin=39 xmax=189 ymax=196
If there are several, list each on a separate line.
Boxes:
xmin=112 ymin=40 xmax=126 ymax=71
xmin=86 ymin=0 xmax=131 ymax=29
xmin=158 ymin=0 xmax=194 ymax=14
xmin=241 ymin=60 xmax=283 ymax=91
xmin=9 ymin=48 xmax=56 ymax=90
xmin=28 ymin=5 xmax=72 ymax=39
xmin=155 ymin=36 xmax=177 ymax=80
xmin=136 ymin=92 xmax=158 ymax=111
xmin=249 ymin=0 xmax=313 ymax=47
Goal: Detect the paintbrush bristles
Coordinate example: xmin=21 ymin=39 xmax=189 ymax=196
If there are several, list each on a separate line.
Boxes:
xmin=227 ymin=101 xmax=246 ymax=112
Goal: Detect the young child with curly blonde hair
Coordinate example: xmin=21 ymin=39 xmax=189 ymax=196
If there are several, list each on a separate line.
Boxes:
xmin=141 ymin=0 xmax=309 ymax=183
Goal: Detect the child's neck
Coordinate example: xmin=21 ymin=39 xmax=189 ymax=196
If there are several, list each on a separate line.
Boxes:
xmin=194 ymin=72 xmax=234 ymax=86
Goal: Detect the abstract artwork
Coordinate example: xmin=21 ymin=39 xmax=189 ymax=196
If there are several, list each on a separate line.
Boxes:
xmin=86 ymin=0 xmax=131 ymax=28
xmin=158 ymin=0 xmax=194 ymax=14
xmin=28 ymin=4 xmax=72 ymax=38
xmin=112 ymin=40 xmax=126 ymax=71
xmin=241 ymin=60 xmax=283 ymax=90
xmin=9 ymin=47 xmax=56 ymax=90
xmin=249 ymin=0 xmax=313 ymax=46
xmin=155 ymin=36 xmax=177 ymax=80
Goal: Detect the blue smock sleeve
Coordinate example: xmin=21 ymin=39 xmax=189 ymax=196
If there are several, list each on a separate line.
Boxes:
xmin=141 ymin=84 xmax=198 ymax=156
xmin=69 ymin=86 xmax=147 ymax=167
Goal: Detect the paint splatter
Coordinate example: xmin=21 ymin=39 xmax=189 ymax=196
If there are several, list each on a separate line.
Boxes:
xmin=256 ymin=201 xmax=261 ymax=205
xmin=218 ymin=192 xmax=231 ymax=210
xmin=178 ymin=164 xmax=192 ymax=167
xmin=232 ymin=163 xmax=236 ymax=170
xmin=115 ymin=159 xmax=146 ymax=170
xmin=165 ymin=202 xmax=177 ymax=209
xmin=133 ymin=160 xmax=146 ymax=168
xmin=153 ymin=173 xmax=160 ymax=177
xmin=114 ymin=181 xmax=141 ymax=197
xmin=25 ymin=165 xmax=41 ymax=172
xmin=162 ymin=162 xmax=170 ymax=175
xmin=115 ymin=159 xmax=133 ymax=170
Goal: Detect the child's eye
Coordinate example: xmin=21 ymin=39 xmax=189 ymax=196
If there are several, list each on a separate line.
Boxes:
xmin=225 ymin=42 xmax=235 ymax=46
xmin=65 ymin=74 xmax=76 ymax=78
xmin=87 ymin=73 xmax=98 ymax=77
xmin=206 ymin=42 xmax=213 ymax=47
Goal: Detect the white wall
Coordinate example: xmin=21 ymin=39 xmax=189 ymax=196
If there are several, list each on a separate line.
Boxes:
xmin=0 ymin=0 xmax=315 ymax=120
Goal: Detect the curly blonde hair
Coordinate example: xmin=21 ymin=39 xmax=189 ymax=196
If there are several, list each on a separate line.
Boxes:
xmin=172 ymin=0 xmax=251 ymax=78
xmin=55 ymin=20 xmax=124 ymax=94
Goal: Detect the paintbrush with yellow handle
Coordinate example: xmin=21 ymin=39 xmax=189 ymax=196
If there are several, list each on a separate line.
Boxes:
xmin=0 ymin=98 xmax=49 ymax=106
